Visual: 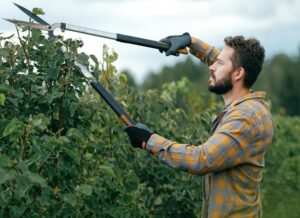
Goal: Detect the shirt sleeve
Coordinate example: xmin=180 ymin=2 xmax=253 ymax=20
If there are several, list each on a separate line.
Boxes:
xmin=145 ymin=109 xmax=256 ymax=175
xmin=189 ymin=38 xmax=220 ymax=66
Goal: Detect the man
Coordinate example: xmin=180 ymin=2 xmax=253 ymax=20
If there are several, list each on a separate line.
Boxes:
xmin=125 ymin=33 xmax=274 ymax=217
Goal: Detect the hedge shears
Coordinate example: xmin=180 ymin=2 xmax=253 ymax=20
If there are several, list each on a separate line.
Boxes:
xmin=4 ymin=3 xmax=188 ymax=55
xmin=5 ymin=3 xmax=137 ymax=126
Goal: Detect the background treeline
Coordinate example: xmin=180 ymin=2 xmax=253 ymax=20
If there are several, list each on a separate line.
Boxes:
xmin=125 ymin=51 xmax=300 ymax=116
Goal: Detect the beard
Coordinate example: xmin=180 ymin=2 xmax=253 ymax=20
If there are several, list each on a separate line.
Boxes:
xmin=208 ymin=72 xmax=233 ymax=95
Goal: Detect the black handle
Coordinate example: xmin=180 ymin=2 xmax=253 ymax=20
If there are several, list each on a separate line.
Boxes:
xmin=90 ymin=81 xmax=135 ymax=126
xmin=117 ymin=33 xmax=168 ymax=50
xmin=117 ymin=33 xmax=188 ymax=54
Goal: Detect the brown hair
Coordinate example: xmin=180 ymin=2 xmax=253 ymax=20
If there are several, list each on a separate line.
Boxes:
xmin=224 ymin=36 xmax=265 ymax=88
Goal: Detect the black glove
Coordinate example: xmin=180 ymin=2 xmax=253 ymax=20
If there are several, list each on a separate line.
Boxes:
xmin=124 ymin=123 xmax=153 ymax=149
xmin=160 ymin=32 xmax=191 ymax=56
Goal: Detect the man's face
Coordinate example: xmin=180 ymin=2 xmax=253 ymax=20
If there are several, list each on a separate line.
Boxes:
xmin=208 ymin=46 xmax=235 ymax=95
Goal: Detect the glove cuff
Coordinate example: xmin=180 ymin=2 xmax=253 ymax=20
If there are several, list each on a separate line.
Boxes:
xmin=183 ymin=32 xmax=192 ymax=46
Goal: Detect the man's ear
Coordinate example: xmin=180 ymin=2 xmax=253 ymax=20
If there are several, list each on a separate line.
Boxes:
xmin=233 ymin=67 xmax=245 ymax=82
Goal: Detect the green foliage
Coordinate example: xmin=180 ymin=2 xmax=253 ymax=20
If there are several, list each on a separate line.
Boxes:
xmin=32 ymin=8 xmax=45 ymax=16
xmin=0 ymin=29 xmax=220 ymax=217
xmin=0 ymin=93 xmax=5 ymax=106
xmin=120 ymin=69 xmax=137 ymax=88
xmin=141 ymin=52 xmax=300 ymax=116
xmin=254 ymin=53 xmax=300 ymax=115
xmin=142 ymin=56 xmax=209 ymax=92
xmin=261 ymin=115 xmax=300 ymax=218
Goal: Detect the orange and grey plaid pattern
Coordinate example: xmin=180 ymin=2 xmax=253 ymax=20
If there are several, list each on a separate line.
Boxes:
xmin=145 ymin=40 xmax=274 ymax=217
xmin=189 ymin=38 xmax=220 ymax=66
xmin=146 ymin=92 xmax=273 ymax=217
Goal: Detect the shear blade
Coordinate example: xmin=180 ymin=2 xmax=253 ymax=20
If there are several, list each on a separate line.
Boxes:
xmin=13 ymin=2 xmax=49 ymax=25
xmin=3 ymin=18 xmax=52 ymax=31
xmin=74 ymin=61 xmax=95 ymax=80
xmin=12 ymin=3 xmax=55 ymax=38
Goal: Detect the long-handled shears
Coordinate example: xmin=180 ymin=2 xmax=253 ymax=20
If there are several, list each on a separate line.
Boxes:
xmin=4 ymin=3 xmax=188 ymax=55
xmin=5 ymin=3 xmax=136 ymax=126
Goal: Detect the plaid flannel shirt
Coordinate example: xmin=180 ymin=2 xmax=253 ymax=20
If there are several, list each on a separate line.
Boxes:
xmin=146 ymin=39 xmax=274 ymax=217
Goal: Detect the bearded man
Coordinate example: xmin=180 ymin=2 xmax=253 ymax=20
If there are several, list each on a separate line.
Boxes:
xmin=125 ymin=34 xmax=274 ymax=218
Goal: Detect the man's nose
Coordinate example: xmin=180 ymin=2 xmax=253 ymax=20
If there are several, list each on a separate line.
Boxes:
xmin=209 ymin=63 xmax=215 ymax=73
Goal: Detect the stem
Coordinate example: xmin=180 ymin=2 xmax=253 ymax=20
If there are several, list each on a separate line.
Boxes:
xmin=58 ymin=66 xmax=69 ymax=133
xmin=19 ymin=137 xmax=24 ymax=160
xmin=15 ymin=24 xmax=30 ymax=73
xmin=28 ymin=18 xmax=32 ymax=38
xmin=108 ymin=112 xmax=112 ymax=158
xmin=103 ymin=67 xmax=110 ymax=87
xmin=101 ymin=50 xmax=111 ymax=87
xmin=58 ymin=98 xmax=63 ymax=134
xmin=38 ymin=154 xmax=50 ymax=172
xmin=19 ymin=195 xmax=37 ymax=217
xmin=4 ymin=181 xmax=16 ymax=216
xmin=20 ymin=126 xmax=28 ymax=160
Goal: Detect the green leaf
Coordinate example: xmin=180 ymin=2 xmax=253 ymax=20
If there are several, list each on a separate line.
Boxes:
xmin=125 ymin=171 xmax=139 ymax=192
xmin=46 ymin=91 xmax=64 ymax=103
xmin=11 ymin=206 xmax=26 ymax=217
xmin=3 ymin=118 xmax=25 ymax=137
xmin=0 ymin=155 xmax=11 ymax=168
xmin=46 ymin=68 xmax=59 ymax=80
xmin=0 ymin=84 xmax=15 ymax=94
xmin=26 ymin=74 xmax=38 ymax=83
xmin=90 ymin=54 xmax=98 ymax=65
xmin=7 ymin=97 xmax=18 ymax=107
xmin=30 ymin=113 xmax=50 ymax=131
xmin=24 ymin=172 xmax=47 ymax=187
xmin=98 ymin=165 xmax=115 ymax=177
xmin=76 ymin=52 xmax=89 ymax=65
xmin=17 ymin=160 xmax=30 ymax=173
xmin=63 ymin=193 xmax=77 ymax=207
xmin=0 ymin=168 xmax=15 ymax=184
xmin=154 ymin=196 xmax=163 ymax=206
xmin=32 ymin=7 xmax=45 ymax=15
xmin=119 ymin=74 xmax=127 ymax=85
xmin=0 ymin=93 xmax=5 ymax=106
xmin=67 ymin=128 xmax=83 ymax=141
xmin=76 ymin=184 xmax=92 ymax=196
xmin=84 ymin=152 xmax=93 ymax=160
xmin=0 ymin=48 xmax=9 ymax=57
xmin=70 ymin=102 xmax=78 ymax=117
xmin=64 ymin=147 xmax=78 ymax=160
xmin=57 ymin=136 xmax=70 ymax=144
xmin=119 ymin=193 xmax=134 ymax=204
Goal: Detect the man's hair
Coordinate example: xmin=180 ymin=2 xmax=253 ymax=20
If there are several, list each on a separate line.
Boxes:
xmin=224 ymin=36 xmax=265 ymax=88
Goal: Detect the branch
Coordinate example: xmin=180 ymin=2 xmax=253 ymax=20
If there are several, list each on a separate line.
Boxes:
xmin=15 ymin=24 xmax=30 ymax=73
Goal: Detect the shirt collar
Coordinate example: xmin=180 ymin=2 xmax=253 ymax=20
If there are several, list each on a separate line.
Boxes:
xmin=227 ymin=91 xmax=266 ymax=108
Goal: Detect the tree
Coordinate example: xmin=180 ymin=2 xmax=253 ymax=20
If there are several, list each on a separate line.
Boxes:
xmin=254 ymin=53 xmax=300 ymax=115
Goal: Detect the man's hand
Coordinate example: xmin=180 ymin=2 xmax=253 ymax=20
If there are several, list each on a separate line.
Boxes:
xmin=124 ymin=123 xmax=153 ymax=149
xmin=160 ymin=32 xmax=191 ymax=56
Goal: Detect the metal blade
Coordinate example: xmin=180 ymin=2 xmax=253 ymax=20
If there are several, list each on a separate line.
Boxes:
xmin=74 ymin=61 xmax=96 ymax=80
xmin=3 ymin=18 xmax=51 ymax=31
xmin=13 ymin=3 xmax=49 ymax=25
xmin=13 ymin=3 xmax=55 ymax=38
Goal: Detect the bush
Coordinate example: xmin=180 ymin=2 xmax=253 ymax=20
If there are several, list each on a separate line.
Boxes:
xmin=0 ymin=29 xmax=219 ymax=217
xmin=261 ymin=115 xmax=300 ymax=218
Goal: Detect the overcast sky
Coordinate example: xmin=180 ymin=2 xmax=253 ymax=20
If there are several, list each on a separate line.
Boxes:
xmin=1 ymin=0 xmax=300 ymax=83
